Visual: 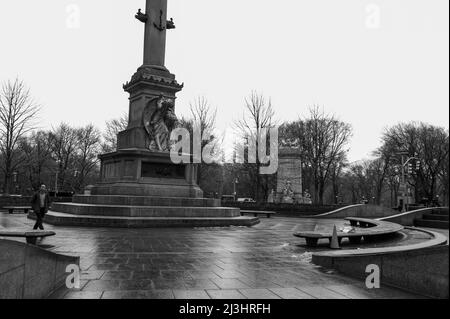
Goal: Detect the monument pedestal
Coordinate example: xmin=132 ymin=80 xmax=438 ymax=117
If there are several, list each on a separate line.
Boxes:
xmin=42 ymin=148 xmax=258 ymax=227
xmin=94 ymin=149 xmax=203 ymax=198
xmin=276 ymin=148 xmax=303 ymax=204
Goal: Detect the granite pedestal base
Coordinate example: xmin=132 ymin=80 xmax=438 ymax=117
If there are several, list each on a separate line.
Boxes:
xmin=47 ymin=149 xmax=259 ymax=228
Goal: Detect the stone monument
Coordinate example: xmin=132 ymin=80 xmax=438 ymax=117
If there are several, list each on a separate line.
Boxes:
xmin=276 ymin=140 xmax=303 ymax=204
xmin=38 ymin=0 xmax=258 ymax=228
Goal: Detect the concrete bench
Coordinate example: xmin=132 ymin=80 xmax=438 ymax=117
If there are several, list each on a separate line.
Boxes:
xmin=0 ymin=231 xmax=56 ymax=245
xmin=3 ymin=206 xmax=32 ymax=215
xmin=294 ymin=217 xmax=404 ymax=247
xmin=241 ymin=210 xmax=276 ymax=218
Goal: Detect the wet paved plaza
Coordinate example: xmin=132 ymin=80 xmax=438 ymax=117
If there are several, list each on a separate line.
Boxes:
xmin=0 ymin=212 xmax=425 ymax=299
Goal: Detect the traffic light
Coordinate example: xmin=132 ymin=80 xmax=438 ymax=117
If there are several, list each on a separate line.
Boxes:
xmin=415 ymin=160 xmax=421 ymax=171
xmin=407 ymin=163 xmax=413 ymax=175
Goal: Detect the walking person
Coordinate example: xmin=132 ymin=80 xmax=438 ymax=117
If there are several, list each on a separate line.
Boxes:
xmin=31 ymin=184 xmax=50 ymax=230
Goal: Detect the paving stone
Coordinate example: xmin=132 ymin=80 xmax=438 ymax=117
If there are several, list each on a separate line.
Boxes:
xmin=173 ymin=290 xmax=210 ymax=299
xmin=188 ymin=271 xmax=221 ymax=280
xmin=81 ymin=270 xmax=105 ymax=280
xmin=102 ymin=290 xmax=173 ymax=299
xmin=207 ymin=290 xmax=247 ymax=299
xmin=211 ymin=278 xmax=251 ymax=289
xmin=64 ymin=291 xmax=103 ymax=299
xmin=269 ymin=288 xmax=316 ymax=299
xmin=238 ymin=289 xmax=281 ymax=299
xmin=101 ymin=271 xmax=133 ymax=280
xmin=296 ymin=286 xmax=349 ymax=299
xmin=83 ymin=280 xmax=122 ymax=292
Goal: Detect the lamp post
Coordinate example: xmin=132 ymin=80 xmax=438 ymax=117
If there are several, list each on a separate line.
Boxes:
xmin=397 ymin=152 xmax=420 ymax=212
xmin=12 ymin=171 xmax=18 ymax=194
xmin=233 ymin=178 xmax=239 ymax=202
xmin=55 ymin=160 xmax=61 ymax=195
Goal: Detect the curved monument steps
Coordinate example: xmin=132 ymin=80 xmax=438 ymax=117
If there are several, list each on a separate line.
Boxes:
xmin=51 ymin=202 xmax=240 ymax=218
xmin=73 ymin=195 xmax=220 ymax=207
xmin=91 ymin=182 xmax=203 ymax=198
xmin=29 ymin=211 xmax=259 ymax=228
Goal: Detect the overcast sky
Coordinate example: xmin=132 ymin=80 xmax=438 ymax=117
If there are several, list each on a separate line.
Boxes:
xmin=0 ymin=0 xmax=448 ymax=162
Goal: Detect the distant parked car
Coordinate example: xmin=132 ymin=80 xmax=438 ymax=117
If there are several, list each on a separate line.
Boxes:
xmin=237 ymin=198 xmax=256 ymax=203
xmin=221 ymin=195 xmax=236 ymax=202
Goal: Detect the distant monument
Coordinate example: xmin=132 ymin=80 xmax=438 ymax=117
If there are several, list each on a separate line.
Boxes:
xmin=276 ymin=140 xmax=304 ymax=204
xmin=40 ymin=0 xmax=258 ymax=228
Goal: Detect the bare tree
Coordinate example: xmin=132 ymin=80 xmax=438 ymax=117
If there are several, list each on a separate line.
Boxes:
xmin=234 ymin=91 xmax=276 ymax=202
xmin=188 ymin=96 xmax=217 ymax=136
xmin=179 ymin=96 xmax=220 ymax=187
xmin=438 ymin=135 xmax=449 ymax=206
xmin=49 ymin=123 xmax=79 ymax=192
xmin=330 ymin=151 xmax=348 ymax=204
xmin=297 ymin=107 xmax=352 ymax=204
xmin=0 ymin=79 xmax=40 ymax=193
xmin=17 ymin=131 xmax=53 ymax=190
xmin=368 ymin=146 xmax=395 ymax=205
xmin=382 ymin=122 xmax=449 ymax=204
xmin=73 ymin=124 xmax=101 ymax=192
xmin=102 ymin=114 xmax=128 ymax=153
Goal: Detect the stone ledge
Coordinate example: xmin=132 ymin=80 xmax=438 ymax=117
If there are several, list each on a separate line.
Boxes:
xmin=29 ymin=211 xmax=260 ymax=228
xmin=51 ymin=203 xmax=240 ymax=218
xmin=73 ymin=195 xmax=220 ymax=208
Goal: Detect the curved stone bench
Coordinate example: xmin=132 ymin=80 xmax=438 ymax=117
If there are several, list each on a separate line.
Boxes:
xmin=294 ymin=217 xmax=404 ymax=247
xmin=0 ymin=231 xmax=56 ymax=245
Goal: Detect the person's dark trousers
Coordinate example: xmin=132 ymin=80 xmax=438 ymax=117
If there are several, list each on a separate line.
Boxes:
xmin=33 ymin=208 xmax=46 ymax=230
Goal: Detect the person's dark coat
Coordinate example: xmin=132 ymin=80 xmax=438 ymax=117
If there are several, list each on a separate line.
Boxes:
xmin=31 ymin=192 xmax=51 ymax=214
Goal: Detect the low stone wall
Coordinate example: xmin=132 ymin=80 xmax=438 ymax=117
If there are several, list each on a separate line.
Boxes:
xmin=222 ymin=202 xmax=344 ymax=216
xmin=309 ymin=204 xmax=399 ymax=219
xmin=0 ymin=196 xmax=32 ymax=208
xmin=0 ymin=195 xmax=73 ymax=210
xmin=0 ymin=239 xmax=79 ymax=299
xmin=312 ymin=229 xmax=449 ymax=299
xmin=379 ymin=207 xmax=449 ymax=226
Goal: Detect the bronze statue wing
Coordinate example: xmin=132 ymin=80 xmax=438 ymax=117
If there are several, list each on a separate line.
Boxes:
xmin=142 ymin=98 xmax=158 ymax=137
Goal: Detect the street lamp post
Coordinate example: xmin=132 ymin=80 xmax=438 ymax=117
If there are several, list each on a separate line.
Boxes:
xmin=397 ymin=152 xmax=420 ymax=212
xmin=233 ymin=178 xmax=239 ymax=202
xmin=12 ymin=171 xmax=18 ymax=194
xmin=55 ymin=160 xmax=61 ymax=195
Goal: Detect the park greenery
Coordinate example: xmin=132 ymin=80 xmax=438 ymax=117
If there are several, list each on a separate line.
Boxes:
xmin=1 ymin=79 xmax=448 ymax=207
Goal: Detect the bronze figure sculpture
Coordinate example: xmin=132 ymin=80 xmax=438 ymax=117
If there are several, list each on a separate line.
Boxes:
xmin=143 ymin=95 xmax=179 ymax=152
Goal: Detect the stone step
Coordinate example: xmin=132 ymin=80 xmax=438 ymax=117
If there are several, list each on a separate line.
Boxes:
xmin=30 ymin=211 xmax=260 ymax=228
xmin=91 ymin=182 xmax=203 ymax=198
xmin=414 ymin=218 xmax=449 ymax=230
xmin=51 ymin=203 xmax=240 ymax=218
xmin=423 ymin=213 xmax=449 ymax=221
xmin=73 ymin=195 xmax=220 ymax=208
